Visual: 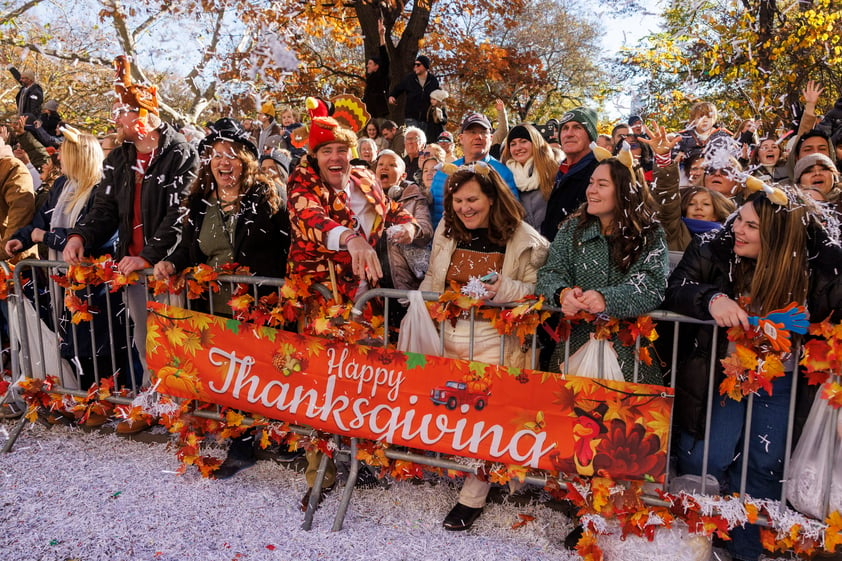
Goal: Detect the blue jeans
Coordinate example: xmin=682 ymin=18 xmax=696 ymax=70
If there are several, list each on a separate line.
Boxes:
xmin=676 ymin=372 xmax=793 ymax=561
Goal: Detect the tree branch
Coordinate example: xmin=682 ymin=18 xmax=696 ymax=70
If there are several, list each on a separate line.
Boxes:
xmin=133 ymin=3 xmax=173 ymax=40
xmin=0 ymin=0 xmax=45 ymax=25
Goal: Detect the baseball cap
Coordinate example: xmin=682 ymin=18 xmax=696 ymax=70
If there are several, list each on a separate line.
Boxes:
xmin=460 ymin=112 xmax=492 ymax=133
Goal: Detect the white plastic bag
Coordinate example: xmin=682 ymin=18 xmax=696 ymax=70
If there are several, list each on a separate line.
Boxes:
xmin=396 ymin=291 xmax=441 ymax=356
xmin=8 ymin=296 xmax=76 ymax=389
xmin=787 ymin=383 xmax=842 ymax=519
xmin=562 ymin=333 xmax=624 ymax=381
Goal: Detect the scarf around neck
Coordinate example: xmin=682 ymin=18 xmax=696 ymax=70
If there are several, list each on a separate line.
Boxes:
xmin=507 ymin=157 xmax=540 ymax=193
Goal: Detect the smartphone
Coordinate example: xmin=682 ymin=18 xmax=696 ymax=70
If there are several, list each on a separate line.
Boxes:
xmin=479 ymin=272 xmax=498 ymax=283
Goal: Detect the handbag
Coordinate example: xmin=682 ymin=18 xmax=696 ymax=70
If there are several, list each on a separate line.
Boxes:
xmin=787 ymin=382 xmax=841 ymax=519
xmin=561 ymin=333 xmax=625 ymax=381
xmin=396 ymin=290 xmax=441 ymax=356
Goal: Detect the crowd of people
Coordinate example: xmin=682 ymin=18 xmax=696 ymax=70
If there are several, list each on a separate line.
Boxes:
xmin=1 ymin=52 xmax=841 ymax=561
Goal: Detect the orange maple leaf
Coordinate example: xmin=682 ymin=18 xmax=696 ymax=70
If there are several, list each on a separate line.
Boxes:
xmin=511 ymin=513 xmax=535 ymax=529
xmin=821 ymin=382 xmax=842 ymax=409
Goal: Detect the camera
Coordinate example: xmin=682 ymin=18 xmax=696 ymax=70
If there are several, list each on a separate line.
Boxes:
xmin=535 ymin=119 xmax=559 ymax=144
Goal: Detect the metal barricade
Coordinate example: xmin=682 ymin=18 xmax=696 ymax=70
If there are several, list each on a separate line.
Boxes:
xmin=352 ymin=288 xmax=841 ymax=525
xmin=2 ymin=270 xmax=840 ymax=534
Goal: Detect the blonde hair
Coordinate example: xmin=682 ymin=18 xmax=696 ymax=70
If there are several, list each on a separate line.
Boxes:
xmin=60 ymin=128 xmax=104 ymax=205
xmin=501 ymin=123 xmax=559 ymax=200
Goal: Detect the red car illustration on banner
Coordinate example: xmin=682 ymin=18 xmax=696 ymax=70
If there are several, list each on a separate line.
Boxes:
xmin=430 ymin=381 xmax=491 ymax=411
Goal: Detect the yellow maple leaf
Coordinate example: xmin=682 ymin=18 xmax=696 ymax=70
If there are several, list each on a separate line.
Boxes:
xmin=189 ymin=313 xmax=216 ymax=332
xmin=735 ymin=344 xmax=758 ymax=369
xmin=225 ymin=410 xmax=245 ymax=427
xmin=311 ymin=316 xmax=332 ymax=335
xmin=147 ymin=321 xmax=163 ymax=350
xmin=165 ymin=325 xmax=188 ymax=347
xmin=590 ymin=477 xmax=612 ymax=513
xmin=825 ymin=511 xmax=842 ymax=551
xmin=181 ymin=333 xmax=203 ymax=357
xmin=644 ymin=408 xmax=673 ymax=443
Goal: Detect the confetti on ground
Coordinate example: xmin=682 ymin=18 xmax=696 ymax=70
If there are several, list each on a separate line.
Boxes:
xmin=0 ymin=422 xmax=582 ymax=561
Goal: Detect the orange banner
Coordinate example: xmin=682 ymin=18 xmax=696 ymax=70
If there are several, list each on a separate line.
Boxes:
xmin=147 ymin=302 xmax=673 ymax=481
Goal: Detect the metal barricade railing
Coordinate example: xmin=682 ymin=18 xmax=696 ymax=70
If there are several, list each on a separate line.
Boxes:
xmin=2 ymin=269 xmax=840 ymax=533
xmin=351 ymin=288 xmax=841 ymax=525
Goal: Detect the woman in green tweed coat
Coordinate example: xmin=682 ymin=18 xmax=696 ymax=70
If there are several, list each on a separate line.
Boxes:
xmin=536 ymin=157 xmax=668 ymax=385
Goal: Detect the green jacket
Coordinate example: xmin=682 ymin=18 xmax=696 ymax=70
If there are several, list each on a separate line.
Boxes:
xmin=535 ymin=218 xmax=669 ymax=385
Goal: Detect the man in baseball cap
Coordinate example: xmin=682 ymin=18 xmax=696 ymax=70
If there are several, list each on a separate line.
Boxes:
xmin=427 ymin=111 xmax=519 ymax=226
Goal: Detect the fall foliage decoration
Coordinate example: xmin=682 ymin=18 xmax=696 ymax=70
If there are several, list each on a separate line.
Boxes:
xmin=7 ymin=258 xmax=842 ymax=558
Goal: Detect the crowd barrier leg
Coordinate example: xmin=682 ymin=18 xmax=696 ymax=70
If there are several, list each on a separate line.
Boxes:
xmin=1 ymin=415 xmax=28 ymax=454
xmin=332 ymin=438 xmax=359 ymax=532
xmin=302 ymin=452 xmax=332 ymax=530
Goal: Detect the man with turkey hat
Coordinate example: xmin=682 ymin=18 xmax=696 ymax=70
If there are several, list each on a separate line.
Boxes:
xmin=286 ymin=115 xmax=417 ymax=303
xmin=286 ymin=115 xmax=417 ymax=511
xmin=63 ymin=55 xmax=198 ymax=386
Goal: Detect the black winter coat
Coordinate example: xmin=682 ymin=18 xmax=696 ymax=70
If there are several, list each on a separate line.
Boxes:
xmin=389 ymin=71 xmax=440 ymax=123
xmin=167 ymin=182 xmax=290 ymax=279
xmin=664 ymin=224 xmax=842 ymax=439
xmin=363 ymin=45 xmax=390 ymax=119
xmin=11 ymin=176 xmax=126 ymax=360
xmin=11 ymin=177 xmax=116 ymax=256
xmin=541 ymin=152 xmax=598 ymax=241
xmin=71 ymin=123 xmax=198 ymax=264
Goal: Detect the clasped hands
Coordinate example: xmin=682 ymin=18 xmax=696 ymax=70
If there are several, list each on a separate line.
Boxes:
xmin=561 ymin=286 xmax=606 ymax=317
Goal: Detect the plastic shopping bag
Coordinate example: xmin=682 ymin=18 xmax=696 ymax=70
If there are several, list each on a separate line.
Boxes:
xmin=8 ymin=296 xmax=77 ymax=389
xmin=561 ymin=333 xmax=624 ymax=381
xmin=396 ymin=291 xmax=441 ymax=356
xmin=787 ymin=383 xmax=842 ymax=519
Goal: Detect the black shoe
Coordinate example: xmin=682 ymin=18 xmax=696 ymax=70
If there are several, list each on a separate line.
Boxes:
xmin=275 ymin=448 xmax=304 ymax=463
xmin=213 ymin=454 xmax=257 ymax=479
xmin=442 ymin=502 xmax=483 ymax=531
xmin=354 ymin=464 xmax=381 ymax=489
xmin=564 ymin=524 xmax=584 ymax=549
xmin=300 ymin=484 xmax=334 ymax=512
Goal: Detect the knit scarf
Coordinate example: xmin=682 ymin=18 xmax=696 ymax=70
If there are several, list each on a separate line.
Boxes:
xmin=506 ymin=158 xmax=540 ymax=193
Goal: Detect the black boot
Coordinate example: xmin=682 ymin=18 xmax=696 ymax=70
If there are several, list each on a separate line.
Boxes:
xmin=442 ymin=502 xmax=483 ymax=531
xmin=214 ymin=430 xmax=257 ymax=479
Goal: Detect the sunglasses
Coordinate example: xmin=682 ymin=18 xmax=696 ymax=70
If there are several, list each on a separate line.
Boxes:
xmin=414 ymin=62 xmax=423 ymax=67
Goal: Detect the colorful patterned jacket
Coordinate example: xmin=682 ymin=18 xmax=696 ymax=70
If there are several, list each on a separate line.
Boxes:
xmin=287 ymin=160 xmax=415 ymax=302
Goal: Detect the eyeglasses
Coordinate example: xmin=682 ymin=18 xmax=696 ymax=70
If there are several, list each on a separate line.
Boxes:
xmin=413 ymin=62 xmax=423 ymax=67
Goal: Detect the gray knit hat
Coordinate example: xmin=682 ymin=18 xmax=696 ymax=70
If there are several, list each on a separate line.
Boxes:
xmin=793 ymin=153 xmax=838 ymax=182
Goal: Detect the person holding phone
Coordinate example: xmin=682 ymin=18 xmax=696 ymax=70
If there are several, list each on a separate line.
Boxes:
xmin=419 ymin=163 xmax=549 ymax=532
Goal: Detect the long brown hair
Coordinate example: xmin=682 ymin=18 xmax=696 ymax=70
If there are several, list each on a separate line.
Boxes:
xmin=191 ymin=140 xmax=281 ymax=213
xmin=573 ymin=158 xmax=661 ymax=273
xmin=443 ymin=167 xmax=524 ymax=245
xmin=732 ymin=191 xmax=812 ymax=315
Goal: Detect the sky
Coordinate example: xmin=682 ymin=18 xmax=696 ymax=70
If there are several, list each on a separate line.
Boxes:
xmin=598 ymin=1 xmax=664 ymax=120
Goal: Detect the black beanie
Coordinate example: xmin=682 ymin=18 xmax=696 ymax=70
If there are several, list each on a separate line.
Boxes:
xmin=415 ymin=55 xmax=431 ymax=70
xmin=507 ymin=125 xmax=532 ymax=145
